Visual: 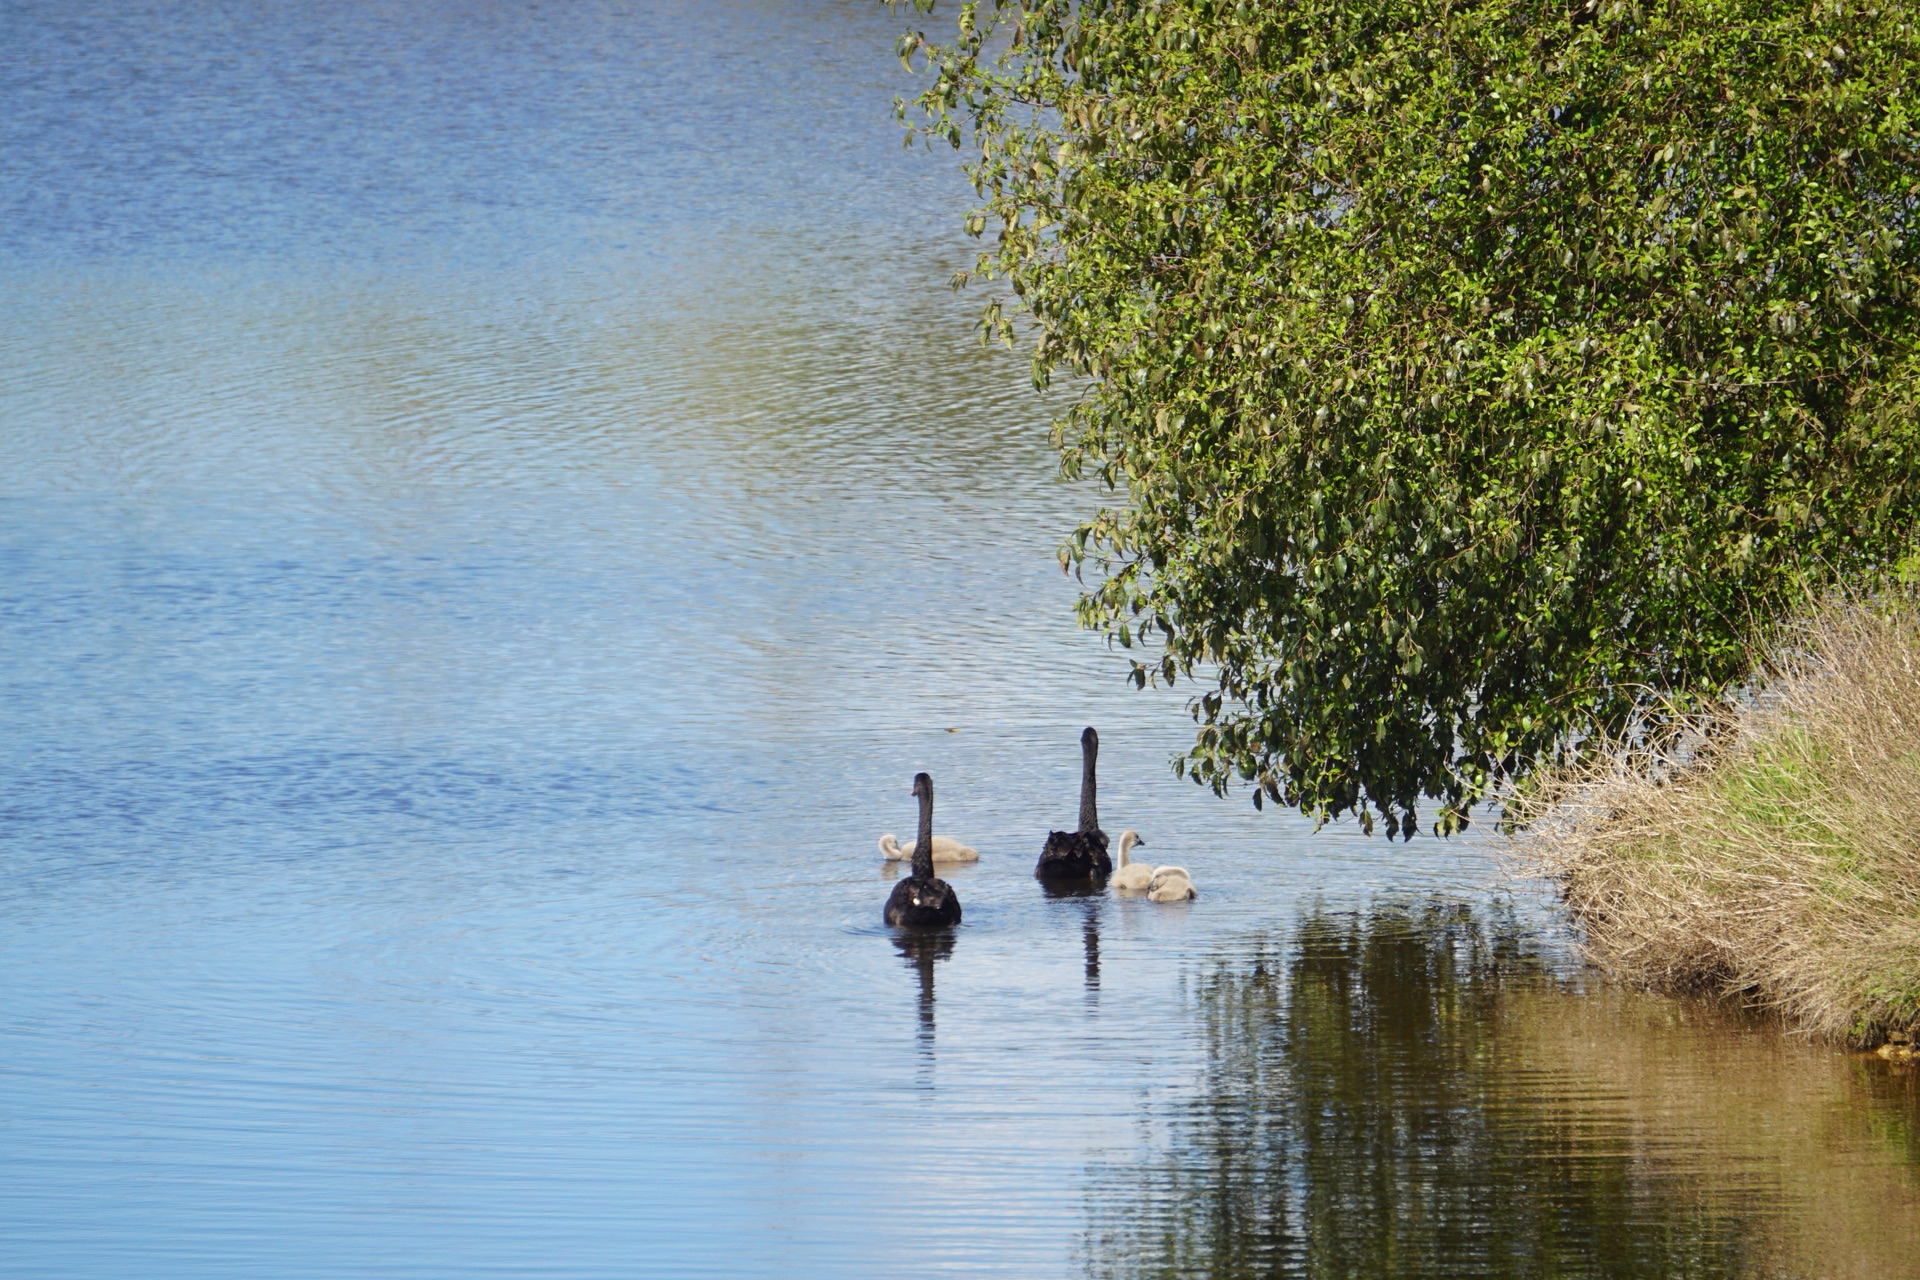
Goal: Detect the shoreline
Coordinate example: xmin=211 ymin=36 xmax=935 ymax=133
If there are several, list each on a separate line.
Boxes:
xmin=1514 ymin=597 xmax=1920 ymax=1049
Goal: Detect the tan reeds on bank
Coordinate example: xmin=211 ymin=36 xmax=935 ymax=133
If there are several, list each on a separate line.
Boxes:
xmin=1513 ymin=595 xmax=1920 ymax=1046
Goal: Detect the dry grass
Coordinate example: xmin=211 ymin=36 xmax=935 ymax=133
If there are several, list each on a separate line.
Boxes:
xmin=1511 ymin=594 xmax=1920 ymax=1045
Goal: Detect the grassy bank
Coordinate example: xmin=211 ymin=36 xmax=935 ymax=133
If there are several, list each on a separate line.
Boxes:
xmin=1514 ymin=597 xmax=1920 ymax=1046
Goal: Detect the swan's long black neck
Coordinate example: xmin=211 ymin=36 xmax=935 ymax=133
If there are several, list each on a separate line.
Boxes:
xmin=1078 ymin=730 xmax=1100 ymax=833
xmin=912 ymin=782 xmax=936 ymax=882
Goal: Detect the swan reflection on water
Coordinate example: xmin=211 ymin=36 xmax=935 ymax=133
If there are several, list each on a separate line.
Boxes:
xmin=1082 ymin=907 xmax=1101 ymax=995
xmin=892 ymin=929 xmax=956 ymax=1047
xmin=1033 ymin=878 xmax=1105 ymax=996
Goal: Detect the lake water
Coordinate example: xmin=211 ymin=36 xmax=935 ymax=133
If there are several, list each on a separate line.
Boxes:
xmin=3 ymin=2 xmax=1916 ymax=1276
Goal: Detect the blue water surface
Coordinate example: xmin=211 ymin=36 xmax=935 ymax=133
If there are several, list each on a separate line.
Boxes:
xmin=3 ymin=3 xmax=1915 ymax=1277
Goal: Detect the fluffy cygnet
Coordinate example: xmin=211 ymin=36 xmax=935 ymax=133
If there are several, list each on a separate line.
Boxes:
xmin=1147 ymin=867 xmax=1197 ymax=902
xmin=1108 ymin=831 xmax=1153 ymax=890
xmin=878 ymin=833 xmax=979 ymax=863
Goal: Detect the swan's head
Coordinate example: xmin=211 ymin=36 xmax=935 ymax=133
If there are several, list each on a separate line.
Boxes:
xmin=911 ymin=772 xmax=933 ymax=801
xmin=1117 ymin=829 xmax=1144 ymax=858
xmin=1081 ymin=725 xmax=1098 ymax=751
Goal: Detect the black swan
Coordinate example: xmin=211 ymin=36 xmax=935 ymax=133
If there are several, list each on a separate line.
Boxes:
xmin=1035 ymin=726 xmax=1112 ymax=881
xmin=884 ymin=773 xmax=963 ymax=928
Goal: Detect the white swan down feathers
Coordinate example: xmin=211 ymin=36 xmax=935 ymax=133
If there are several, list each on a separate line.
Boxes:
xmin=1108 ymin=831 xmax=1153 ymax=890
xmin=879 ymin=833 xmax=979 ymax=863
xmin=1147 ymin=866 xmax=1197 ymax=902
xmin=1112 ymin=831 xmax=1198 ymax=901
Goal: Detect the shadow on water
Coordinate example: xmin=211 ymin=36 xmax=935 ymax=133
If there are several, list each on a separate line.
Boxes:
xmin=1084 ymin=901 xmax=1920 ymax=1280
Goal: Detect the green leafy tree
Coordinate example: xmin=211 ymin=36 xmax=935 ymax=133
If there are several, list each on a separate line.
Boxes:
xmin=893 ymin=0 xmax=1920 ymax=835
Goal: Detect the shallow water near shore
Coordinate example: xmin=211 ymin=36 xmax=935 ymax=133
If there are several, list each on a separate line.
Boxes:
xmin=3 ymin=2 xmax=1917 ymax=1276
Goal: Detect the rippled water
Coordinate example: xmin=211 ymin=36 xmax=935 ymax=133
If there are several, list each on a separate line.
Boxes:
xmin=3 ymin=2 xmax=1916 ymax=1276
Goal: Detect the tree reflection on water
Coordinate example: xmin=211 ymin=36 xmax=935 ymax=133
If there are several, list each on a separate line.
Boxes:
xmin=1083 ymin=902 xmax=1919 ymax=1279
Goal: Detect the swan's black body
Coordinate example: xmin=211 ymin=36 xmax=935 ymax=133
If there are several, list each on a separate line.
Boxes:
xmin=885 ymin=773 xmax=962 ymax=929
xmin=884 ymin=875 xmax=962 ymax=929
xmin=1035 ymin=726 xmax=1111 ymax=882
xmin=1036 ymin=828 xmax=1109 ymax=880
